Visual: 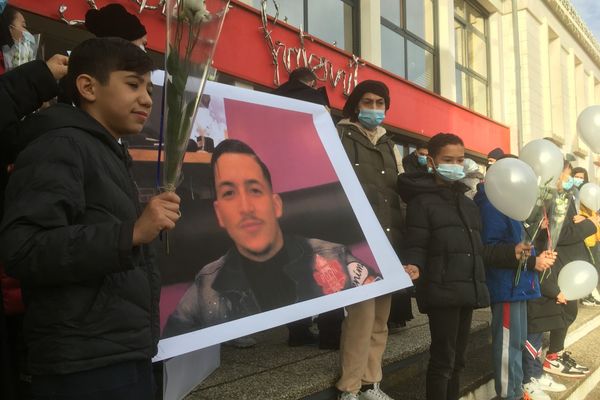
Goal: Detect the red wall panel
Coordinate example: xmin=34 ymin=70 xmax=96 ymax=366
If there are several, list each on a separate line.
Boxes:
xmin=10 ymin=0 xmax=510 ymax=155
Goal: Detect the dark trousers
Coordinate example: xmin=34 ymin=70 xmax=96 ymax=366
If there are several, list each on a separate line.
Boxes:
xmin=388 ymin=289 xmax=414 ymax=324
xmin=548 ymin=299 xmax=577 ymax=354
xmin=31 ymin=360 xmax=155 ymax=400
xmin=426 ymin=306 xmax=473 ymax=400
xmin=287 ymin=309 xmax=344 ymax=346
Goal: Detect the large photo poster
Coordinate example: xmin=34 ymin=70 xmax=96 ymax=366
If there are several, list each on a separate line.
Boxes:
xmin=127 ymin=78 xmax=412 ymax=361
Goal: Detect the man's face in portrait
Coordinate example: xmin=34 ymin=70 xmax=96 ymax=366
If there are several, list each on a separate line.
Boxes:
xmin=213 ymin=153 xmax=284 ymax=261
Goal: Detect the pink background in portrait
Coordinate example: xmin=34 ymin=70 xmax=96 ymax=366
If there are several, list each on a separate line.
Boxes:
xmin=223 ymin=99 xmax=338 ymax=192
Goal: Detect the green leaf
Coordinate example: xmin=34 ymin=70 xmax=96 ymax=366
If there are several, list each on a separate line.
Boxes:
xmin=173 ymin=73 xmax=187 ymax=95
xmin=166 ymin=48 xmax=180 ymax=76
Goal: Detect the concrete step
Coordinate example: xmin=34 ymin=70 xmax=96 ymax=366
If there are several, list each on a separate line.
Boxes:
xmin=183 ymin=304 xmax=600 ymax=400
xmin=184 ymin=302 xmax=491 ymax=400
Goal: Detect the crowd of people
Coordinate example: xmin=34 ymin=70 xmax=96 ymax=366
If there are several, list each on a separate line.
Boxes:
xmin=0 ymin=2 xmax=599 ymax=400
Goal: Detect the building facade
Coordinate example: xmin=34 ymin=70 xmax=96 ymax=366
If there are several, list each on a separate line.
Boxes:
xmin=9 ymin=0 xmax=600 ymax=176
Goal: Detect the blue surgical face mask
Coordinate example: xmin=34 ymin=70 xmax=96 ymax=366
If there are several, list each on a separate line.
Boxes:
xmin=434 ymin=164 xmax=466 ymax=181
xmin=417 ymin=154 xmax=428 ymax=166
xmin=573 ymin=177 xmax=584 ymax=188
xmin=562 ymin=176 xmax=574 ymax=191
xmin=0 ymin=0 xmax=6 ymax=14
xmin=358 ymin=109 xmax=385 ymax=129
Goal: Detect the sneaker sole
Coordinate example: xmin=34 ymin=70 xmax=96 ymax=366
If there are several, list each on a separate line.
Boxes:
xmin=537 ymin=385 xmax=567 ymax=392
xmin=543 ymin=367 xmax=586 ymax=378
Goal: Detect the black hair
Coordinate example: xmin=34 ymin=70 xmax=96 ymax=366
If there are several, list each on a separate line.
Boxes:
xmin=427 ymin=133 xmax=464 ymax=158
xmin=571 ymin=166 xmax=589 ymax=184
xmin=289 ymin=67 xmax=316 ymax=84
xmin=342 ymin=80 xmax=390 ymax=122
xmin=65 ymin=37 xmax=154 ymax=107
xmin=415 ymin=141 xmax=428 ymax=151
xmin=0 ymin=5 xmax=20 ymax=48
xmin=211 ymin=139 xmax=273 ymax=194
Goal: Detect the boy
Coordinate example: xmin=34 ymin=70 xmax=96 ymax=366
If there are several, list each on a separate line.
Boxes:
xmin=474 ymin=160 xmax=560 ymax=400
xmin=398 ymin=133 xmax=539 ymax=400
xmin=0 ymin=38 xmax=180 ymax=399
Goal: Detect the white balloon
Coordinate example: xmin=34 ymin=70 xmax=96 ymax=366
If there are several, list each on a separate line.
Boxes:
xmin=579 ymin=183 xmax=600 ymax=211
xmin=520 ymin=139 xmax=564 ymax=187
xmin=577 ymin=105 xmax=600 ymax=153
xmin=558 ymin=260 xmax=598 ymax=300
xmin=484 ymin=158 xmax=538 ymax=221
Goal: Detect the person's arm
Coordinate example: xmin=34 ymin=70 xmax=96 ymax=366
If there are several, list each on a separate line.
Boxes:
xmin=553 ymin=201 xmax=597 ymax=247
xmin=401 ymin=199 xmax=430 ymax=274
xmin=0 ymin=57 xmax=66 ymax=134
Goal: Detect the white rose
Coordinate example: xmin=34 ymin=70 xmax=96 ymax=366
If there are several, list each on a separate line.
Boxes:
xmin=182 ymin=0 xmax=204 ymax=13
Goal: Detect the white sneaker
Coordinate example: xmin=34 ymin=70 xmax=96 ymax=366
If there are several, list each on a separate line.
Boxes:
xmin=531 ymin=374 xmax=567 ymax=392
xmin=360 ymin=383 xmax=394 ymax=400
xmin=339 ymin=392 xmax=360 ymax=400
xmin=523 ymin=382 xmax=551 ymax=400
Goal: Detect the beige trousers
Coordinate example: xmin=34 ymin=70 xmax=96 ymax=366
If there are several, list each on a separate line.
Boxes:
xmin=336 ymin=294 xmax=392 ymax=394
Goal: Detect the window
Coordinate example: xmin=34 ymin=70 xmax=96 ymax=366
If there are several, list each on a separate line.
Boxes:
xmin=252 ymin=0 xmax=359 ymax=54
xmin=454 ymin=0 xmax=489 ymax=115
xmin=380 ymin=0 xmax=436 ymax=92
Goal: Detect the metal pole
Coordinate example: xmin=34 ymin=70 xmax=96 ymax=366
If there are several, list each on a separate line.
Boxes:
xmin=512 ymin=0 xmax=524 ymax=150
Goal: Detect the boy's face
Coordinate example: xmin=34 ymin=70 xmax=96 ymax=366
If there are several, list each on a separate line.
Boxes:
xmin=429 ymin=144 xmax=465 ymax=167
xmin=80 ymin=70 xmax=153 ymax=138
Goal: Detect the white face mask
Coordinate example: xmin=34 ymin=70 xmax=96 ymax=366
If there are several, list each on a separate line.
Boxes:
xmin=138 ymin=44 xmax=146 ymax=52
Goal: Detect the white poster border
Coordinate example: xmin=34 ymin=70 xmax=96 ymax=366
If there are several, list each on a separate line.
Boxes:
xmin=154 ymin=81 xmax=412 ymax=362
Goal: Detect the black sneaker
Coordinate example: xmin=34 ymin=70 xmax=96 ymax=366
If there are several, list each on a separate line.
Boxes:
xmin=561 ymin=351 xmax=590 ymax=374
xmin=580 ymin=295 xmax=600 ymax=307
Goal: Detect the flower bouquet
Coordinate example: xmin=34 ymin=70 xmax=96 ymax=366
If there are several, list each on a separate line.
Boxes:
xmin=515 ymin=178 xmax=554 ymax=284
xmin=540 ymin=189 xmax=571 ymax=281
xmin=161 ymin=0 xmax=230 ymax=192
xmin=2 ymin=31 xmax=40 ymax=70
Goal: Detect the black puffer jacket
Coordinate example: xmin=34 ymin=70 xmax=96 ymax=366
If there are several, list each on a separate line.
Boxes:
xmin=527 ymin=195 xmax=596 ymax=333
xmin=398 ymin=172 xmax=519 ymax=312
xmin=0 ymin=104 xmax=159 ymax=375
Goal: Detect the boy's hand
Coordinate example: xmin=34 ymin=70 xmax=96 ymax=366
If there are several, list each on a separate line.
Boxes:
xmin=534 ymin=250 xmax=556 ymax=272
xmin=404 ymin=264 xmax=420 ymax=280
xmin=573 ymin=215 xmax=586 ymax=224
xmin=515 ymin=242 xmax=532 ymax=260
xmin=46 ymin=54 xmax=69 ymax=80
xmin=540 ymin=216 xmax=549 ymax=230
xmin=132 ymin=192 xmax=181 ymax=246
xmin=556 ymin=292 xmax=567 ymax=304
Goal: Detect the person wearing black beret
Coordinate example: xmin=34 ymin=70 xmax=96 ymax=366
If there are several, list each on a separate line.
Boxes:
xmin=85 ymin=3 xmax=147 ymax=50
xmin=335 ymin=80 xmax=419 ymax=400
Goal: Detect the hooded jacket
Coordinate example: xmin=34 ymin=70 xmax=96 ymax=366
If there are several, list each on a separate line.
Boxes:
xmin=474 ymin=184 xmax=541 ymax=303
xmin=337 ymin=119 xmax=404 ymax=251
xmin=398 ymin=172 xmax=519 ymax=312
xmin=0 ymin=104 xmax=160 ymax=375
